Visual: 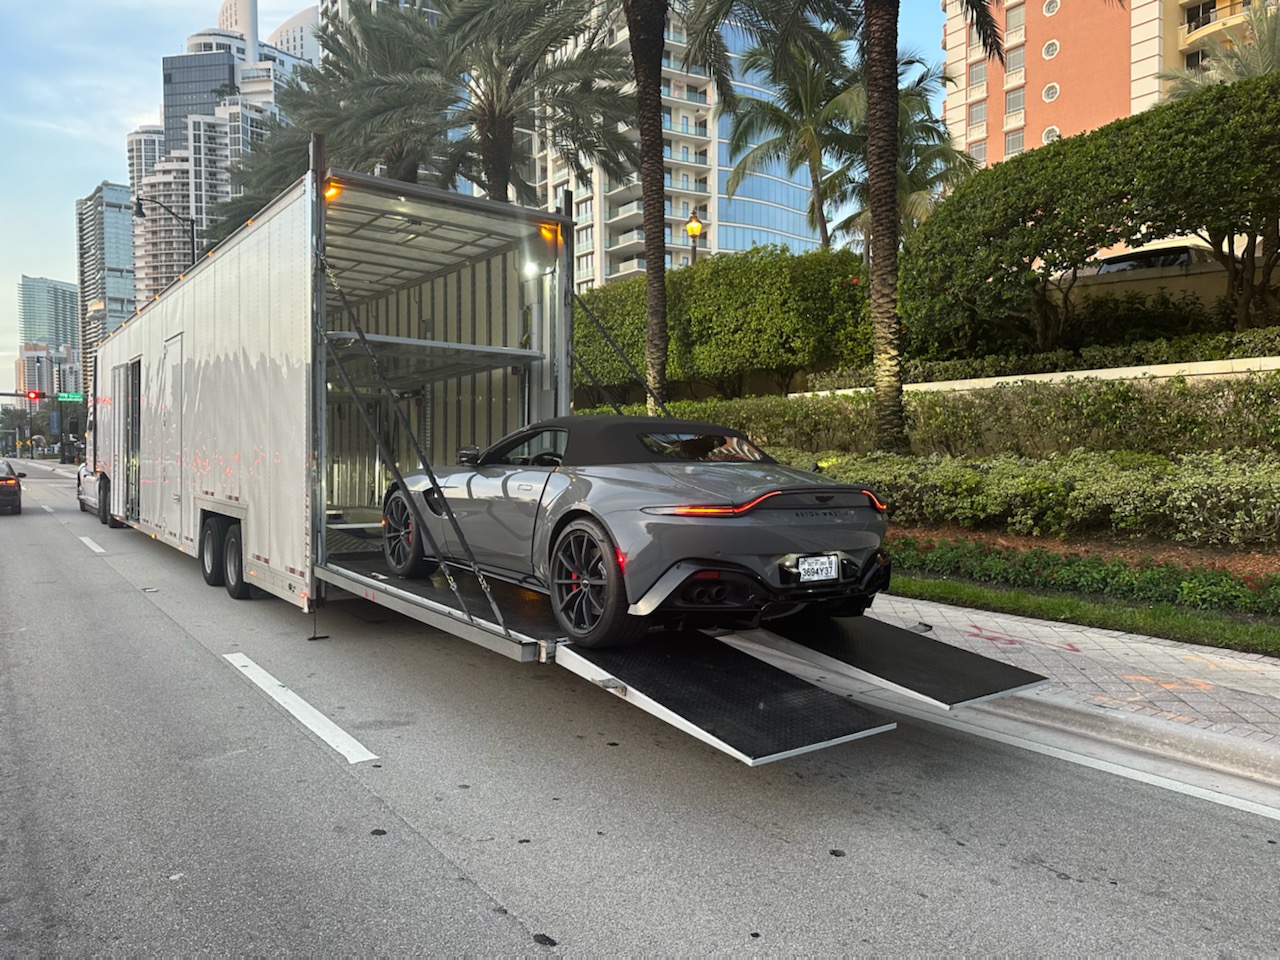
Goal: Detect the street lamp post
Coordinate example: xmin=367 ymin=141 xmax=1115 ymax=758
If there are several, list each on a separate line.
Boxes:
xmin=134 ymin=196 xmax=197 ymax=267
xmin=685 ymin=211 xmax=703 ymax=264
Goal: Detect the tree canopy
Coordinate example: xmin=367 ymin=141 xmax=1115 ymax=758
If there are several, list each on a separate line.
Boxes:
xmin=900 ymin=72 xmax=1280 ymax=354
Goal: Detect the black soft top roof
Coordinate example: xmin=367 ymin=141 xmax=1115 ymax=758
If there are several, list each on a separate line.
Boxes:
xmin=494 ymin=415 xmax=773 ymax=467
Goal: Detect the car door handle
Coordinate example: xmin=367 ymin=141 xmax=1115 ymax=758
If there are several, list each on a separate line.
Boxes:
xmin=518 ymin=483 xmax=533 ymax=491
xmin=172 ymin=494 xmax=181 ymax=503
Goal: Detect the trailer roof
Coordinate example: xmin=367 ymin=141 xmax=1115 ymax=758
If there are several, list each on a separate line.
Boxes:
xmin=321 ymin=169 xmax=572 ymax=304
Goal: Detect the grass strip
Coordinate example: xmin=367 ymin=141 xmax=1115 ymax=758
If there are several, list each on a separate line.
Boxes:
xmin=889 ymin=574 xmax=1280 ymax=658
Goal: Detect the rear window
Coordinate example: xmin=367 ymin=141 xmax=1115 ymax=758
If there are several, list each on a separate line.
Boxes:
xmin=638 ymin=432 xmax=769 ymax=463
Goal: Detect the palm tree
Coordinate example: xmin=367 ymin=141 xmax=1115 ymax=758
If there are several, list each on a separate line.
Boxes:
xmin=829 ymin=58 xmax=976 ymax=245
xmin=1159 ymin=2 xmax=1280 ymax=98
xmin=615 ymin=0 xmax=858 ymax=409
xmin=206 ymin=121 xmax=311 ymax=246
xmin=860 ymin=0 xmax=1000 ymax=452
xmin=284 ymin=0 xmax=638 ymax=202
xmin=720 ymin=33 xmax=864 ymax=249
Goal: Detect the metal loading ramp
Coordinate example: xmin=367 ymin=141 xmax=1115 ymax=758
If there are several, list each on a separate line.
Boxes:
xmin=555 ymin=633 xmax=896 ymax=766
xmin=721 ymin=615 xmax=1047 ymax=710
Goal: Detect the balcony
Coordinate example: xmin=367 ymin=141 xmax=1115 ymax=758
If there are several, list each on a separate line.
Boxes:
xmin=967 ymin=81 xmax=988 ymax=102
xmin=1180 ymin=1 xmax=1253 ymax=49
xmin=663 ymin=27 xmax=688 ymax=44
xmin=1003 ymin=109 xmax=1025 ymax=131
xmin=966 ymin=121 xmax=987 ymax=141
xmin=607 ymin=256 xmax=646 ymax=277
xmin=662 ymin=87 xmax=710 ymax=105
xmin=663 ymin=147 xmax=710 ymax=166
xmin=605 ymin=175 xmax=642 ymax=198
xmin=662 ymin=53 xmax=708 ymax=76
xmin=1003 ymin=67 xmax=1025 ymax=90
xmin=607 ymin=228 xmax=646 ymax=254
xmin=606 ymin=199 xmax=644 ymax=227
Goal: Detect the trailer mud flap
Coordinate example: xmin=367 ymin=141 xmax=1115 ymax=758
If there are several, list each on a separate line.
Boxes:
xmin=723 ymin=616 xmax=1047 ymax=710
xmin=554 ymin=633 xmax=895 ymax=766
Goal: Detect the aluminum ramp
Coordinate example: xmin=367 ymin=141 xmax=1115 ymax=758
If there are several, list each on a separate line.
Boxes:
xmin=722 ymin=615 xmax=1047 ymax=710
xmin=555 ymin=633 xmax=895 ymax=766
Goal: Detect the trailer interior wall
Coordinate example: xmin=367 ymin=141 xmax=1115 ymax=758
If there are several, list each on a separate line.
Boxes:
xmin=96 ymin=179 xmax=315 ymax=605
xmin=317 ymin=172 xmax=571 ymax=564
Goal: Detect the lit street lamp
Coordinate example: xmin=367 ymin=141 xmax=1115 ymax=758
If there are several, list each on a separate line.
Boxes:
xmin=685 ymin=211 xmax=703 ymax=264
xmin=134 ymin=195 xmax=197 ymax=267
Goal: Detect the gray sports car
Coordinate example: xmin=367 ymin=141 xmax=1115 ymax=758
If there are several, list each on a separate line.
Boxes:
xmin=382 ymin=415 xmax=891 ymax=647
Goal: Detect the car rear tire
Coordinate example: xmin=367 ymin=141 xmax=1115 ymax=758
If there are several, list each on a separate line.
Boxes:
xmin=78 ymin=487 xmax=88 ymax=512
xmin=97 ymin=479 xmax=110 ymax=525
xmin=11 ymin=502 xmax=19 ymax=515
xmin=383 ymin=489 xmax=438 ymax=578
xmin=550 ymin=517 xmax=646 ymax=648
xmin=223 ymin=523 xmax=253 ymax=600
xmin=200 ymin=517 xmax=228 ymax=586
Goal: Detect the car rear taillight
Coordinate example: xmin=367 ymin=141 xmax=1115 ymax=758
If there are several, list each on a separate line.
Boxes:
xmin=657 ymin=490 xmax=783 ymax=516
xmin=0 ymin=478 xmax=15 ymax=485
xmin=862 ymin=489 xmax=888 ymax=512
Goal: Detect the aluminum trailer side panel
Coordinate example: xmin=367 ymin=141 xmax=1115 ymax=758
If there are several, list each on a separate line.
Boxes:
xmin=94 ymin=179 xmax=315 ymax=608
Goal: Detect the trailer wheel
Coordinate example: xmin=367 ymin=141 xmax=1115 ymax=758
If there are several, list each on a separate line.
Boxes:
xmin=383 ymin=489 xmax=437 ymax=578
xmin=77 ymin=484 xmax=88 ymax=512
xmin=200 ymin=517 xmax=228 ymax=586
xmin=223 ymin=523 xmax=253 ymax=600
xmin=97 ymin=478 xmax=112 ymax=526
xmin=550 ymin=517 xmax=646 ymax=648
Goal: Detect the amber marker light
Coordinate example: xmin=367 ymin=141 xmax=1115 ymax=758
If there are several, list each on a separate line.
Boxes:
xmin=324 ymin=183 xmax=342 ymax=201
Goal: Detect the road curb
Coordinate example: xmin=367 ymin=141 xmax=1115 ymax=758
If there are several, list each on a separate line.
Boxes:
xmin=975 ymin=691 xmax=1280 ymax=788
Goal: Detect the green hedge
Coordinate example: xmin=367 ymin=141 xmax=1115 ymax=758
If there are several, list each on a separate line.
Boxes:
xmin=885 ymin=532 xmax=1280 ymax=616
xmin=586 ymin=370 xmax=1280 ymax=457
xmin=767 ymin=448 xmax=1280 ymax=547
xmin=808 ymin=325 xmax=1280 ymax=391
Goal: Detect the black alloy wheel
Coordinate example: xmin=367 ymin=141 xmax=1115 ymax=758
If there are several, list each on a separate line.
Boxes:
xmin=382 ymin=489 xmax=437 ymax=578
xmin=550 ymin=517 xmax=646 ymax=648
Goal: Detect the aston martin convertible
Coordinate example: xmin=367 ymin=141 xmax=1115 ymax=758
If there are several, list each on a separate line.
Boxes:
xmin=382 ymin=415 xmax=891 ymax=648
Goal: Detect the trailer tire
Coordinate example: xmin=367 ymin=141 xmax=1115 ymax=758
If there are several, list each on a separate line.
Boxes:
xmin=223 ymin=523 xmax=253 ymax=600
xmin=97 ymin=478 xmax=112 ymax=526
xmin=200 ymin=517 xmax=228 ymax=586
xmin=383 ymin=489 xmax=437 ymax=578
xmin=550 ymin=517 xmax=646 ymax=648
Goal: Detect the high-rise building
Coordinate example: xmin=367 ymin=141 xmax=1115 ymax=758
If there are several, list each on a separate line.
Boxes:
xmin=268 ymin=7 xmax=321 ymax=63
xmin=553 ymin=16 xmax=821 ymax=292
xmin=132 ymin=16 xmax=311 ymax=304
xmin=18 ymin=276 xmax=78 ymax=350
xmin=17 ymin=277 xmax=79 ymax=397
xmin=941 ymin=0 xmax=1183 ymax=166
xmin=127 ymin=124 xmax=165 ymax=195
xmin=75 ymin=182 xmax=135 ymax=388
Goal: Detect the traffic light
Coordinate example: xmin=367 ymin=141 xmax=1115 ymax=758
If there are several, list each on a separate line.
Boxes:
xmin=26 ymin=390 xmax=46 ymax=401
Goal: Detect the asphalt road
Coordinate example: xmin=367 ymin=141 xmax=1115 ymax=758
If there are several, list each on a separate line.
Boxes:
xmin=2 ymin=464 xmax=1278 ymax=953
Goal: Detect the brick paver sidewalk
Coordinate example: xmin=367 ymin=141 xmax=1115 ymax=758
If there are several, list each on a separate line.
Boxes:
xmin=873 ymin=594 xmax=1280 ymax=753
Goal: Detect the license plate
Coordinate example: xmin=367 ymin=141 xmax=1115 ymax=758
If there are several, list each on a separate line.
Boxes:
xmin=798 ymin=555 xmax=839 ymax=582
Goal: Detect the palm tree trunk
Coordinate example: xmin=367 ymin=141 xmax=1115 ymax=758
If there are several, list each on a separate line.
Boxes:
xmin=624 ymin=0 xmax=670 ymax=411
xmin=865 ymin=0 xmax=910 ymax=453
xmin=807 ymin=152 xmax=831 ymax=249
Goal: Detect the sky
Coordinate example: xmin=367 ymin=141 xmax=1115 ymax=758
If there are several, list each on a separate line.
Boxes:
xmin=0 ymin=0 xmax=947 ymax=394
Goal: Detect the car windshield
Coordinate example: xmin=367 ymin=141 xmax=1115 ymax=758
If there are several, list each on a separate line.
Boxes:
xmin=638 ymin=432 xmax=768 ymax=463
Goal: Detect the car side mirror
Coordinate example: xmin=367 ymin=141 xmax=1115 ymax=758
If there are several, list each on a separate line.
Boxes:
xmin=457 ymin=445 xmax=480 ymax=465
xmin=17 ymin=472 xmax=27 ymax=478
xmin=809 ymin=461 xmax=822 ymax=473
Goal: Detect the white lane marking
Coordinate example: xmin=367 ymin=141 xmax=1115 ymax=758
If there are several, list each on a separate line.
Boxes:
xmin=42 ymin=505 xmax=54 ymax=513
xmin=222 ymin=653 xmax=378 ymax=764
xmin=80 ymin=536 xmax=106 ymax=554
xmin=867 ymin=693 xmax=1280 ymax=823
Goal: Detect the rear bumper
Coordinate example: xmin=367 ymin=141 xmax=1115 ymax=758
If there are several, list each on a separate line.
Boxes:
xmin=629 ymin=549 xmax=892 ymax=619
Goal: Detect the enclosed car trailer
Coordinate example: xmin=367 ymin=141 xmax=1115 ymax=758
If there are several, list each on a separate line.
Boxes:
xmin=85 ymin=168 xmax=1044 ymax=766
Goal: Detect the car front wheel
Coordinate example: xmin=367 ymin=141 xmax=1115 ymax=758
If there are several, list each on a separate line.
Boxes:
xmin=550 ymin=517 xmax=646 ymax=648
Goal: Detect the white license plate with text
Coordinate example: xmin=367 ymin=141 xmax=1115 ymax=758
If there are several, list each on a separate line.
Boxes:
xmin=798 ymin=555 xmax=839 ymax=582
